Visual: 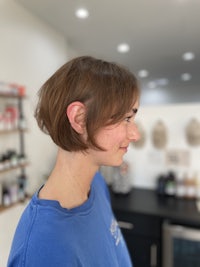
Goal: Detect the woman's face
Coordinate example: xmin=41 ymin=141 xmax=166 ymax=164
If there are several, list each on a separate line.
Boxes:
xmin=88 ymin=101 xmax=140 ymax=167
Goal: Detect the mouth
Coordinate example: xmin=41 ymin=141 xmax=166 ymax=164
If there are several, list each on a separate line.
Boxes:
xmin=120 ymin=146 xmax=128 ymax=152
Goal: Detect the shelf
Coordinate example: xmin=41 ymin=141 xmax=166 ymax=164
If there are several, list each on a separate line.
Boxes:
xmin=0 ymin=162 xmax=29 ymax=175
xmin=0 ymin=128 xmax=28 ymax=135
xmin=0 ymin=197 xmax=29 ymax=213
xmin=0 ymin=93 xmax=26 ymax=99
xmin=0 ymin=128 xmax=28 ymax=134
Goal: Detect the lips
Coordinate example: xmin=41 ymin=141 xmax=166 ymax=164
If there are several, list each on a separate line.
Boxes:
xmin=120 ymin=143 xmax=129 ymax=149
xmin=120 ymin=146 xmax=128 ymax=152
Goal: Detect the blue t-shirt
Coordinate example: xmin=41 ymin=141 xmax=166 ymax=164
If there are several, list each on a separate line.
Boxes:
xmin=7 ymin=172 xmax=132 ymax=267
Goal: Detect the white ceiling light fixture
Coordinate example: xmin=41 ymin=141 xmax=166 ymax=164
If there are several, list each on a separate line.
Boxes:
xmin=182 ymin=52 xmax=195 ymax=61
xmin=75 ymin=8 xmax=89 ymax=19
xmin=117 ymin=43 xmax=130 ymax=53
xmin=138 ymin=69 xmax=149 ymax=78
xmin=181 ymin=73 xmax=192 ymax=81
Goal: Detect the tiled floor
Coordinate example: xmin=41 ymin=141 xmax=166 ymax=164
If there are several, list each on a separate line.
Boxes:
xmin=0 ymin=202 xmax=27 ymax=267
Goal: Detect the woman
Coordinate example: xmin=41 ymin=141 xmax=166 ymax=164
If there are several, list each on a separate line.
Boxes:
xmin=8 ymin=56 xmax=140 ymax=266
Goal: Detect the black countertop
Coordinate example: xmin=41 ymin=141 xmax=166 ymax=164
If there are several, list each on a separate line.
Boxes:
xmin=110 ymin=187 xmax=200 ymax=227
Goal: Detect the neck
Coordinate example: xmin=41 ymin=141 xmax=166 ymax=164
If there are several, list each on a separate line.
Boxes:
xmin=39 ymin=148 xmax=99 ymax=209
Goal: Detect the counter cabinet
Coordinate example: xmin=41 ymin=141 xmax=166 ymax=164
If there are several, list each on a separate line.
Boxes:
xmin=115 ymin=210 xmax=161 ymax=267
xmin=110 ymin=188 xmax=200 ymax=267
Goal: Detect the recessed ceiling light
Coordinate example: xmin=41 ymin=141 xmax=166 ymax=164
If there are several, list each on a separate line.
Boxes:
xmin=117 ymin=43 xmax=130 ymax=53
xmin=75 ymin=8 xmax=89 ymax=19
xmin=138 ymin=69 xmax=149 ymax=78
xmin=182 ymin=52 xmax=195 ymax=61
xmin=181 ymin=73 xmax=192 ymax=81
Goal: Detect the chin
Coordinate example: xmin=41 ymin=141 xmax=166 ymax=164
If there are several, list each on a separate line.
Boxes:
xmin=107 ymin=158 xmax=124 ymax=167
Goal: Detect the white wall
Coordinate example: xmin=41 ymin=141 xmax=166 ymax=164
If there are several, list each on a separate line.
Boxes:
xmin=0 ymin=0 xmax=77 ymax=194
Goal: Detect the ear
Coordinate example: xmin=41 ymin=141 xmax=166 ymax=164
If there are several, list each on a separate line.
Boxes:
xmin=66 ymin=102 xmax=86 ymax=134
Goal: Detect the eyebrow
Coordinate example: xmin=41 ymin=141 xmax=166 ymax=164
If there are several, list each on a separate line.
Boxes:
xmin=132 ymin=108 xmax=138 ymax=114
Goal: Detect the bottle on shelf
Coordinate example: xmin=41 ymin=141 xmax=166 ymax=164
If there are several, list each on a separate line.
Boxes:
xmin=165 ymin=171 xmax=176 ymax=197
xmin=9 ymin=150 xmax=18 ymax=167
xmin=195 ymin=172 xmax=200 ymax=199
xmin=1 ymin=152 xmax=10 ymax=169
xmin=156 ymin=174 xmax=166 ymax=196
xmin=18 ymin=153 xmax=27 ymax=165
xmin=18 ymin=173 xmax=27 ymax=201
xmin=9 ymin=180 xmax=19 ymax=204
xmin=2 ymin=183 xmax=11 ymax=207
xmin=175 ymin=173 xmax=186 ymax=198
xmin=184 ymin=173 xmax=196 ymax=199
xmin=17 ymin=85 xmax=26 ymax=97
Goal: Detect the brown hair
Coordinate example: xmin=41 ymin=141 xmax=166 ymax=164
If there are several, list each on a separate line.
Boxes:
xmin=35 ymin=56 xmax=140 ymax=151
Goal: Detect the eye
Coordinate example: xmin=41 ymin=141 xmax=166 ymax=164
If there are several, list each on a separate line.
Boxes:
xmin=125 ymin=115 xmax=133 ymax=122
xmin=124 ymin=107 xmax=138 ymax=123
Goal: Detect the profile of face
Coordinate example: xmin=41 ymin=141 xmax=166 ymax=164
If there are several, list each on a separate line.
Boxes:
xmin=88 ymin=101 xmax=140 ymax=167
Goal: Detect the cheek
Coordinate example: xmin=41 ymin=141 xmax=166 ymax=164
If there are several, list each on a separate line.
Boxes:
xmin=96 ymin=127 xmax=126 ymax=149
xmin=96 ymin=132 xmax=113 ymax=149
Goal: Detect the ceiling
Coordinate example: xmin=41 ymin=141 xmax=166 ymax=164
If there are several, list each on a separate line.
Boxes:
xmin=16 ymin=0 xmax=200 ymax=105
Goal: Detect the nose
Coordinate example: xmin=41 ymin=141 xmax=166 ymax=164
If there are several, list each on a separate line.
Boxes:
xmin=127 ymin=123 xmax=140 ymax=142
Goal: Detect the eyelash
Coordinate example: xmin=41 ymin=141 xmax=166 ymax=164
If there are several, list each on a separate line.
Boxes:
xmin=124 ymin=109 xmax=138 ymax=123
xmin=125 ymin=115 xmax=133 ymax=122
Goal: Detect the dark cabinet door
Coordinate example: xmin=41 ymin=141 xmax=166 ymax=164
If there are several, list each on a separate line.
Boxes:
xmin=122 ymin=232 xmax=161 ymax=267
xmin=114 ymin=211 xmax=161 ymax=267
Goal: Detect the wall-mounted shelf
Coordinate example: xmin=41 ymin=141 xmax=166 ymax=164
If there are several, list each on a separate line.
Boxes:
xmin=0 ymin=90 xmax=28 ymax=210
xmin=0 ymin=93 xmax=25 ymax=99
xmin=0 ymin=196 xmax=29 ymax=213
xmin=0 ymin=128 xmax=28 ymax=135
xmin=0 ymin=162 xmax=29 ymax=175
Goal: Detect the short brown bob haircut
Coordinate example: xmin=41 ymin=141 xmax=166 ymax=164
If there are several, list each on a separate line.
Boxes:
xmin=35 ymin=56 xmax=140 ymax=151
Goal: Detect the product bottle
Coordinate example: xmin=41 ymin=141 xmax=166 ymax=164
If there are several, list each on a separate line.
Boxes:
xmin=185 ymin=173 xmax=196 ymax=199
xmin=2 ymin=183 xmax=11 ymax=206
xmin=18 ymin=174 xmax=27 ymax=201
xmin=194 ymin=172 xmax=200 ymax=199
xmin=165 ymin=171 xmax=176 ymax=197
xmin=9 ymin=181 xmax=19 ymax=204
xmin=156 ymin=174 xmax=166 ymax=196
xmin=175 ymin=173 xmax=186 ymax=198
